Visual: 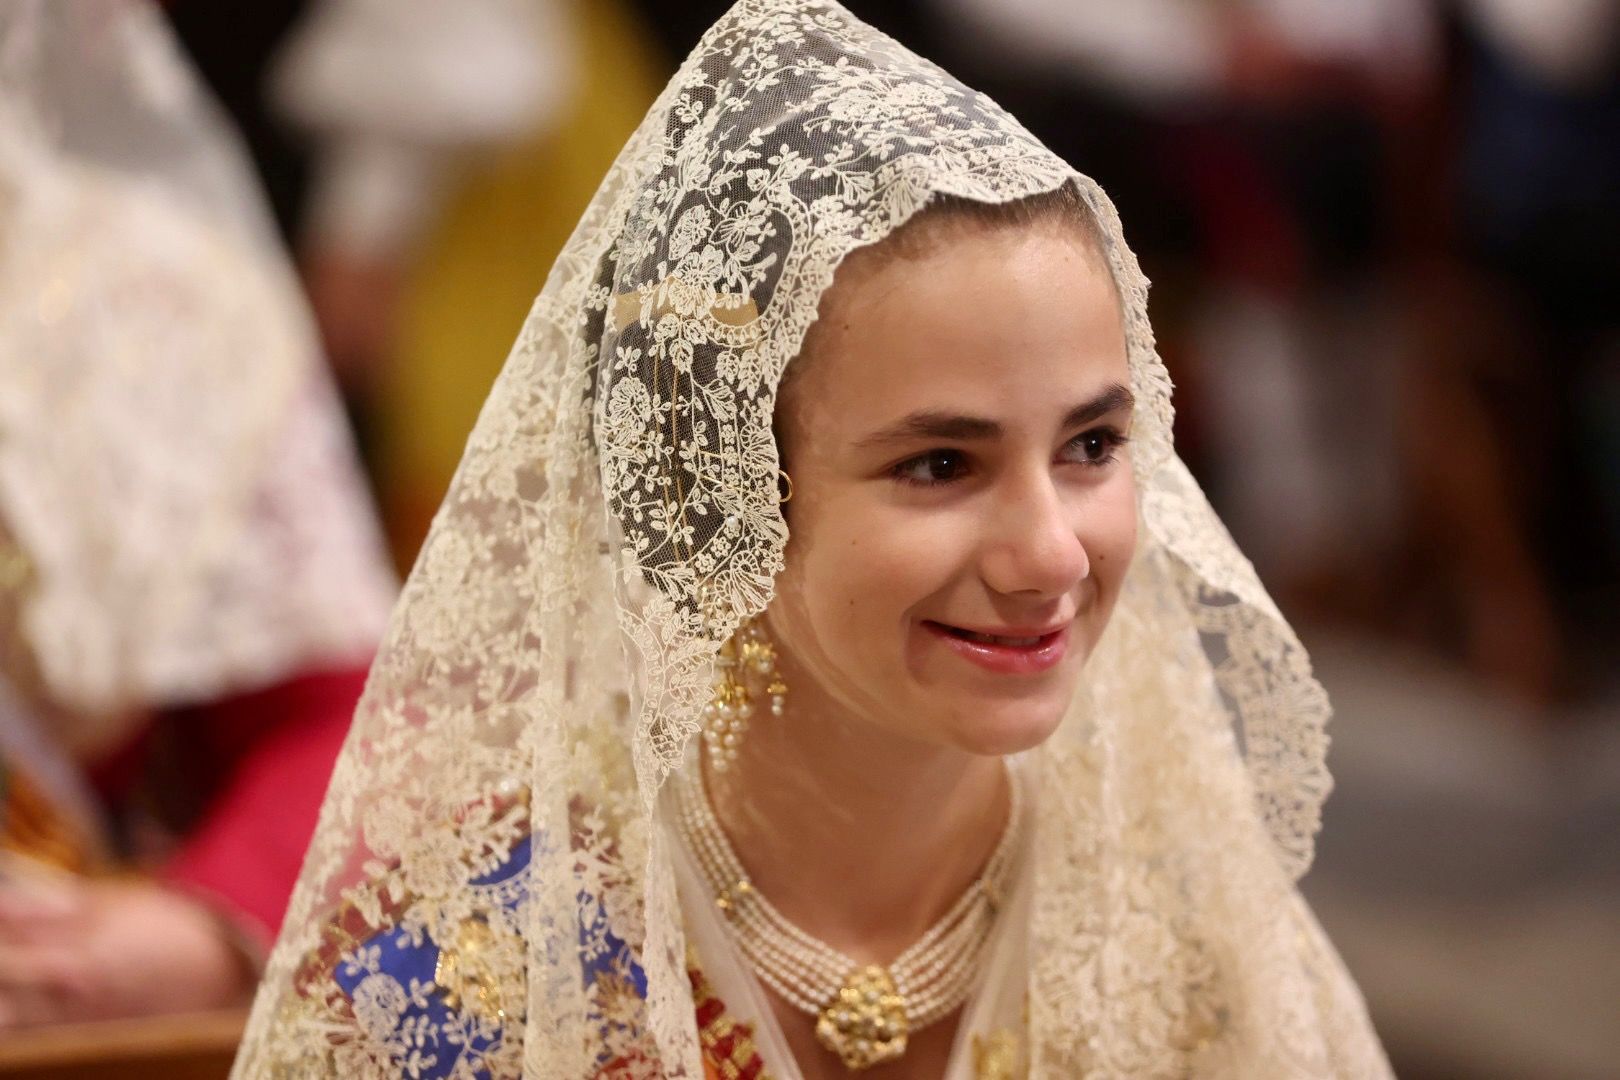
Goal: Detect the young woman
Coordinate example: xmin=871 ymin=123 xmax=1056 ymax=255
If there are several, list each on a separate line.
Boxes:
xmin=234 ymin=2 xmax=1389 ymax=1076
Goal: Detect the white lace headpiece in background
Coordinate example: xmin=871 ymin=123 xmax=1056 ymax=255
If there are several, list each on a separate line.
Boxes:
xmin=0 ymin=0 xmax=395 ymax=754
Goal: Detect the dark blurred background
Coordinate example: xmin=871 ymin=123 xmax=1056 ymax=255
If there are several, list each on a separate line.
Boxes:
xmin=168 ymin=2 xmax=1620 ymax=1077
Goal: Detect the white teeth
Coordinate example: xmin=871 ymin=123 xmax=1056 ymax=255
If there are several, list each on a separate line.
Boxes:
xmin=959 ymin=629 xmax=1041 ymax=647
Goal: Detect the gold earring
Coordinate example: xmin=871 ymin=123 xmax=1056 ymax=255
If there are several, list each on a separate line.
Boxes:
xmin=703 ymin=617 xmax=787 ymax=770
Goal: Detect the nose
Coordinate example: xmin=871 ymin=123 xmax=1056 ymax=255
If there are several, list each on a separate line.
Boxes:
xmin=977 ymin=471 xmax=1089 ymax=599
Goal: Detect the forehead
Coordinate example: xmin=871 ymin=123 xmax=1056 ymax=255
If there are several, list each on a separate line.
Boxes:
xmin=784 ymin=227 xmax=1128 ymax=437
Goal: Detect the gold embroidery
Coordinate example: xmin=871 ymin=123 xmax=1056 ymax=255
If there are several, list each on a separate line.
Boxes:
xmin=689 ymin=955 xmax=775 ymax=1079
xmin=611 ymin=277 xmax=761 ymax=333
xmin=432 ymin=917 xmax=510 ymax=1022
xmin=971 ymin=1029 xmax=1023 ymax=1080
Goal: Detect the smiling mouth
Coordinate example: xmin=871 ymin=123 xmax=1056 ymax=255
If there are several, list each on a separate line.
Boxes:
xmin=934 ymin=625 xmax=1052 ymax=648
xmin=921 ymin=620 xmax=1072 ymax=675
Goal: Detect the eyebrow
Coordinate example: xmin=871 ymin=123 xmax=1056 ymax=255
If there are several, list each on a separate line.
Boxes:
xmin=855 ymin=382 xmax=1135 ymax=449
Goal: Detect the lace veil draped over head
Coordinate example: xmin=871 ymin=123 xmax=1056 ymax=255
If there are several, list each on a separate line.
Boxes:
xmin=235 ymin=1 xmax=1388 ymax=1076
xmin=0 ymin=0 xmax=395 ymax=754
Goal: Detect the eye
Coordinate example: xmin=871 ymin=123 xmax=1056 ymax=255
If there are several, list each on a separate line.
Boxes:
xmin=892 ymin=448 xmax=970 ymax=486
xmin=1061 ymin=427 xmax=1127 ymax=468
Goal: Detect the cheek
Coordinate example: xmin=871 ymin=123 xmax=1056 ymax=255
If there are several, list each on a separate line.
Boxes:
xmin=770 ymin=492 xmax=880 ymax=680
xmin=773 ymin=494 xmax=957 ymax=664
xmin=791 ymin=511 xmax=915 ymax=637
xmin=1083 ymin=475 xmax=1139 ymax=601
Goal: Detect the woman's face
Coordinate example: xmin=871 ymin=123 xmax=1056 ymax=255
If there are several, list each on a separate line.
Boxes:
xmin=769 ymin=222 xmax=1137 ymax=757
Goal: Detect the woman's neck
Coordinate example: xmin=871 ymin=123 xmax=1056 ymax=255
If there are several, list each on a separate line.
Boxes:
xmin=704 ymin=685 xmax=1010 ymax=962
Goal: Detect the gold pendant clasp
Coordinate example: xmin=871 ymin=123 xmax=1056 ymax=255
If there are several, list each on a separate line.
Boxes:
xmin=814 ymin=965 xmax=909 ymax=1070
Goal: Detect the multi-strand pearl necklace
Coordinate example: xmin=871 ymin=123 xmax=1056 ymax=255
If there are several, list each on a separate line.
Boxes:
xmin=674 ymin=762 xmax=1025 ymax=1071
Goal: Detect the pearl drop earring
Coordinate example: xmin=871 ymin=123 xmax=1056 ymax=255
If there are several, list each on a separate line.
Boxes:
xmin=702 ymin=617 xmax=786 ymax=770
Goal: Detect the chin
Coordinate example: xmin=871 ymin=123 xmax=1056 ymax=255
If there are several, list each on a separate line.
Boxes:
xmin=944 ymin=698 xmax=1068 ymax=757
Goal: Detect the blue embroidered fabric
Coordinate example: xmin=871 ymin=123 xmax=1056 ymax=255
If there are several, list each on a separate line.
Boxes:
xmin=328 ymin=833 xmax=650 ymax=1078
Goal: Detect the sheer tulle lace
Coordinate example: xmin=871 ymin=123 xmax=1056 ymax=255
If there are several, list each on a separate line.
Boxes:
xmin=234 ymin=2 xmax=1387 ymax=1076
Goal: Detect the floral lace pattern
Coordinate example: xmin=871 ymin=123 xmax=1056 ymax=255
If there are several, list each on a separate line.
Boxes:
xmin=235 ymin=2 xmax=1387 ymax=1077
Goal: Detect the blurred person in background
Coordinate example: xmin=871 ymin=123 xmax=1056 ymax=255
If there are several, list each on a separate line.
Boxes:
xmin=268 ymin=0 xmax=664 ymax=567
xmin=1441 ymin=0 xmax=1620 ymax=685
xmin=1301 ymin=4 xmax=1620 ymax=1074
xmin=0 ymin=0 xmax=395 ymax=1028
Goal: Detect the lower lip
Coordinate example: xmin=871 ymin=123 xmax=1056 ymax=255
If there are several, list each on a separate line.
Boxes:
xmin=922 ymin=621 xmax=1071 ymax=675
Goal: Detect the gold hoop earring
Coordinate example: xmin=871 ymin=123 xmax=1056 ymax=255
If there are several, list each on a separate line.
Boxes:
xmin=703 ymin=616 xmax=787 ymax=770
